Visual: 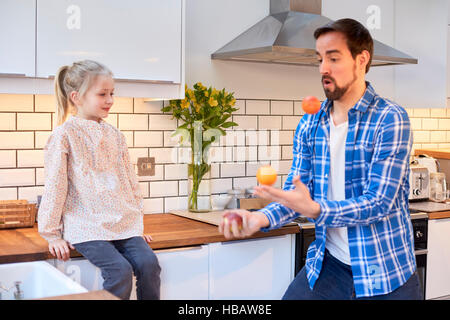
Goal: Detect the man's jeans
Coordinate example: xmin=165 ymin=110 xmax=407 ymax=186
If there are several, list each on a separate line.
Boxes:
xmin=283 ymin=249 xmax=423 ymax=300
xmin=74 ymin=236 xmax=161 ymax=300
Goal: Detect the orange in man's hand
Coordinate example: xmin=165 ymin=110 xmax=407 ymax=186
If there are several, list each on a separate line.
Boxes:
xmin=256 ymin=165 xmax=277 ymax=186
xmin=302 ymin=96 xmax=321 ymax=114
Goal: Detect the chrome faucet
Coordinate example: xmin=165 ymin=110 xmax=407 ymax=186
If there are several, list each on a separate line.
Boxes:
xmin=13 ymin=281 xmax=24 ymax=300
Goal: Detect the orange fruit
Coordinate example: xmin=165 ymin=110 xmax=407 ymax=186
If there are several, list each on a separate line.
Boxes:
xmin=256 ymin=165 xmax=277 ymax=186
xmin=302 ymin=96 xmax=321 ymax=114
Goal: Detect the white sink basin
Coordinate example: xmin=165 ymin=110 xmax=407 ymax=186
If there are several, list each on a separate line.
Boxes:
xmin=0 ymin=261 xmax=88 ymax=300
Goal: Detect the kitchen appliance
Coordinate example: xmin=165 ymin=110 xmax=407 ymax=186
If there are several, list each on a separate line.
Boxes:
xmin=293 ymin=212 xmax=428 ymax=299
xmin=211 ymin=0 xmax=417 ymax=67
xmin=409 ymin=165 xmax=430 ymax=201
xmin=429 ymin=172 xmax=447 ymax=203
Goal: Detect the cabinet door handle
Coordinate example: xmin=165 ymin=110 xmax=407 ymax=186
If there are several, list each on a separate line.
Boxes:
xmin=0 ymin=73 xmax=26 ymax=77
xmin=155 ymin=245 xmax=203 ymax=253
xmin=414 ymin=249 xmax=428 ymax=256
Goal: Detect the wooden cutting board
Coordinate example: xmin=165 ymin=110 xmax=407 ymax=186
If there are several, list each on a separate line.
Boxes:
xmin=170 ymin=210 xmax=226 ymax=226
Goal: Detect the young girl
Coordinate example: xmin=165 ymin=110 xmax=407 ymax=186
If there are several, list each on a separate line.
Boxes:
xmin=38 ymin=60 xmax=161 ymax=300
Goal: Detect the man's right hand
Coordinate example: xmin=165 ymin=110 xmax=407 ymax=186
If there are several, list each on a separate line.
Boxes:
xmin=218 ymin=209 xmax=270 ymax=239
xmin=48 ymin=239 xmax=75 ymax=261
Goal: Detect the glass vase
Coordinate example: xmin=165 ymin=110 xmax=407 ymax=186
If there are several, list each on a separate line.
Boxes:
xmin=188 ymin=120 xmax=212 ymax=212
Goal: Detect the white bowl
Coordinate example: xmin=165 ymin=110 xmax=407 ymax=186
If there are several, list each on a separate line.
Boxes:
xmin=211 ymin=194 xmax=231 ymax=211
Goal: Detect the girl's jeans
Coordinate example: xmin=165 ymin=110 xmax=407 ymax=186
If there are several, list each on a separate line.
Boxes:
xmin=74 ymin=236 xmax=161 ymax=300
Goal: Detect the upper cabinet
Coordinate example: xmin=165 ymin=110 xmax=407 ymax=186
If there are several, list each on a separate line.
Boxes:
xmin=0 ymin=0 xmax=185 ymax=99
xmin=0 ymin=0 xmax=36 ymax=77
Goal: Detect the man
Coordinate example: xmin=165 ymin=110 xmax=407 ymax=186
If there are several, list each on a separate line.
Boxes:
xmin=219 ymin=18 xmax=421 ymax=300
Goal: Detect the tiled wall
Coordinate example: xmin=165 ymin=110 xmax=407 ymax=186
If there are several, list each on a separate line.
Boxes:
xmin=1 ymin=93 xmax=450 ymax=213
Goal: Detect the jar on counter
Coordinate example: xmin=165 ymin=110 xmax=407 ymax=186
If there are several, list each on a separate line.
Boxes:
xmin=226 ymin=189 xmax=245 ymax=209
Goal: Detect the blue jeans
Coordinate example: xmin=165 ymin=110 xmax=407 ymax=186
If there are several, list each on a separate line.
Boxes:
xmin=283 ymin=249 xmax=423 ymax=300
xmin=74 ymin=236 xmax=161 ymax=300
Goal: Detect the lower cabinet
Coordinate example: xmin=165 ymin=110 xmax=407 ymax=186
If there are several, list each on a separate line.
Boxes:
xmin=426 ymin=218 xmax=450 ymax=300
xmin=50 ymin=234 xmax=295 ymax=300
xmin=209 ymin=235 xmax=294 ymax=300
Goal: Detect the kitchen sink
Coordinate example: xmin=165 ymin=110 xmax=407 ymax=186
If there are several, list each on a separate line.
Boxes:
xmin=0 ymin=261 xmax=88 ymax=300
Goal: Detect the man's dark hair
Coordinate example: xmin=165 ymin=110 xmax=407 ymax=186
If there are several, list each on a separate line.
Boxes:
xmin=314 ymin=18 xmax=374 ymax=73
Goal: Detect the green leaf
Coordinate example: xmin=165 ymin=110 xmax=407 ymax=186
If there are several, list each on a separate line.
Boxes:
xmin=161 ymin=106 xmax=172 ymax=113
xmin=221 ymin=121 xmax=238 ymax=128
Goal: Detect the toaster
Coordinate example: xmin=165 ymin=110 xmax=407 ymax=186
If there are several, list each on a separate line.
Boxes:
xmin=409 ymin=165 xmax=430 ymax=201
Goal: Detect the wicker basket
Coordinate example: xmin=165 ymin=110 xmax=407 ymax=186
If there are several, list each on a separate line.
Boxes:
xmin=0 ymin=200 xmax=37 ymax=229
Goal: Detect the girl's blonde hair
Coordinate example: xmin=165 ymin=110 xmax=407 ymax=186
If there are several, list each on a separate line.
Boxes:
xmin=54 ymin=60 xmax=113 ymax=125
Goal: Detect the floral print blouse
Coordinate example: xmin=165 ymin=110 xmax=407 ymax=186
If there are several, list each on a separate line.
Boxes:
xmin=38 ymin=116 xmax=143 ymax=244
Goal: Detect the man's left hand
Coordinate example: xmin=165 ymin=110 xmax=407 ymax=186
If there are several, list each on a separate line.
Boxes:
xmin=253 ymin=175 xmax=321 ymax=219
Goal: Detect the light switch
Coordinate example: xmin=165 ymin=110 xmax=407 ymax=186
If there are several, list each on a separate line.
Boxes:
xmin=137 ymin=157 xmax=155 ymax=176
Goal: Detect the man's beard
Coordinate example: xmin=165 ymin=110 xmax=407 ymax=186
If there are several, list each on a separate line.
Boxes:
xmin=322 ymin=66 xmax=357 ymax=101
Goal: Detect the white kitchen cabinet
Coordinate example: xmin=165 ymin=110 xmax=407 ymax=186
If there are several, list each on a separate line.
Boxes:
xmin=0 ymin=0 xmax=185 ymax=98
xmin=209 ymin=234 xmax=294 ymax=300
xmin=0 ymin=0 xmax=36 ymax=77
xmin=426 ymin=218 xmax=450 ymax=299
xmin=53 ymin=257 xmax=104 ymax=292
xmin=155 ymin=245 xmax=209 ymax=300
xmin=36 ymin=0 xmax=182 ymax=83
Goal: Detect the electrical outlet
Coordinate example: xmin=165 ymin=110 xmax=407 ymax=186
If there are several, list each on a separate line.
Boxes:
xmin=137 ymin=157 xmax=155 ymax=176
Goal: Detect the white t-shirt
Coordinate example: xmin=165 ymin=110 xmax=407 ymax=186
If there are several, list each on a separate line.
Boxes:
xmin=325 ymin=113 xmax=351 ymax=265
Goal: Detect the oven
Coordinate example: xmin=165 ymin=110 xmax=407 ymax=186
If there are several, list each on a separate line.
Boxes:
xmin=294 ymin=212 xmax=428 ymax=299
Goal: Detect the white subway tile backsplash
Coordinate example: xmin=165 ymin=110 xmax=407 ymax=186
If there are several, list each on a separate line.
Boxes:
xmin=233 ymin=177 xmax=257 ymax=190
xmin=271 ymin=101 xmax=293 ymax=115
xmin=151 ymin=147 xmax=178 ymax=164
xmin=246 ymin=100 xmax=270 ymax=115
xmin=211 ymin=178 xmax=233 ymax=194
xmin=258 ymin=146 xmax=281 ymax=161
xmin=1 ymin=94 xmax=450 ymax=208
xmin=143 ymin=198 xmax=164 ymax=214
xmin=233 ymin=116 xmax=257 ymax=130
xmin=35 ymin=131 xmax=52 ymax=149
xmin=164 ymin=164 xmax=188 ymax=180
xmin=0 ymin=168 xmax=35 ymax=187
xmin=112 ymin=97 xmax=133 ymax=113
xmin=134 ymin=131 xmax=163 ymax=147
xmin=34 ymin=95 xmax=56 ymax=112
xmin=220 ymin=162 xmax=246 ymax=178
xmin=150 ymin=181 xmax=178 ymax=197
xmin=0 ymin=113 xmax=16 ymax=130
xmin=119 ymin=114 xmax=148 ymax=130
xmin=0 ymin=94 xmax=33 ymax=112
xmin=149 ymin=115 xmax=177 ymax=130
xmin=164 ymin=196 xmax=188 ymax=212
xmin=0 ymin=150 xmax=16 ymax=168
xmin=18 ymin=150 xmax=44 ymax=167
xmin=0 ymin=187 xmax=17 ymax=200
xmin=17 ymin=113 xmax=52 ymax=131
xmin=282 ymin=116 xmax=301 ymax=130
xmin=18 ymin=186 xmax=45 ymax=202
xmin=0 ymin=132 xmax=34 ymax=149
xmin=134 ymin=99 xmax=163 ymax=114
xmin=259 ymin=116 xmax=282 ymax=130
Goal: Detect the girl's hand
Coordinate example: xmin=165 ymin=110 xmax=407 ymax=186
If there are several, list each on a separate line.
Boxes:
xmin=143 ymin=234 xmax=153 ymax=243
xmin=48 ymin=239 xmax=75 ymax=261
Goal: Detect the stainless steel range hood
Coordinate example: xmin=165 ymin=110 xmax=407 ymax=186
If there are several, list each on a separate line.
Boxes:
xmin=211 ymin=0 xmax=418 ymax=67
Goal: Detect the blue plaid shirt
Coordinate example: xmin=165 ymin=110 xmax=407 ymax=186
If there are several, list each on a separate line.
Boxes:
xmin=259 ymin=82 xmax=416 ymax=298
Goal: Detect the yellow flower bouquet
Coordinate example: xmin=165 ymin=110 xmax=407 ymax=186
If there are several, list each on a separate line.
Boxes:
xmin=162 ymin=82 xmax=239 ymax=212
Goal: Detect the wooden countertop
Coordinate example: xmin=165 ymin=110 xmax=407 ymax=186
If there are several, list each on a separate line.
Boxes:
xmin=414 ymin=148 xmax=450 ymax=159
xmin=0 ymin=213 xmax=299 ymax=264
xmin=38 ymin=290 xmax=119 ymax=300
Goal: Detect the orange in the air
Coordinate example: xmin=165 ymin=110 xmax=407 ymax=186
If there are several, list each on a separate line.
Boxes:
xmin=302 ymin=96 xmax=321 ymax=114
xmin=256 ymin=165 xmax=277 ymax=186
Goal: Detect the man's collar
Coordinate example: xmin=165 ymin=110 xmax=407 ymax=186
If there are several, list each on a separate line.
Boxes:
xmin=322 ymin=81 xmax=376 ymax=115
